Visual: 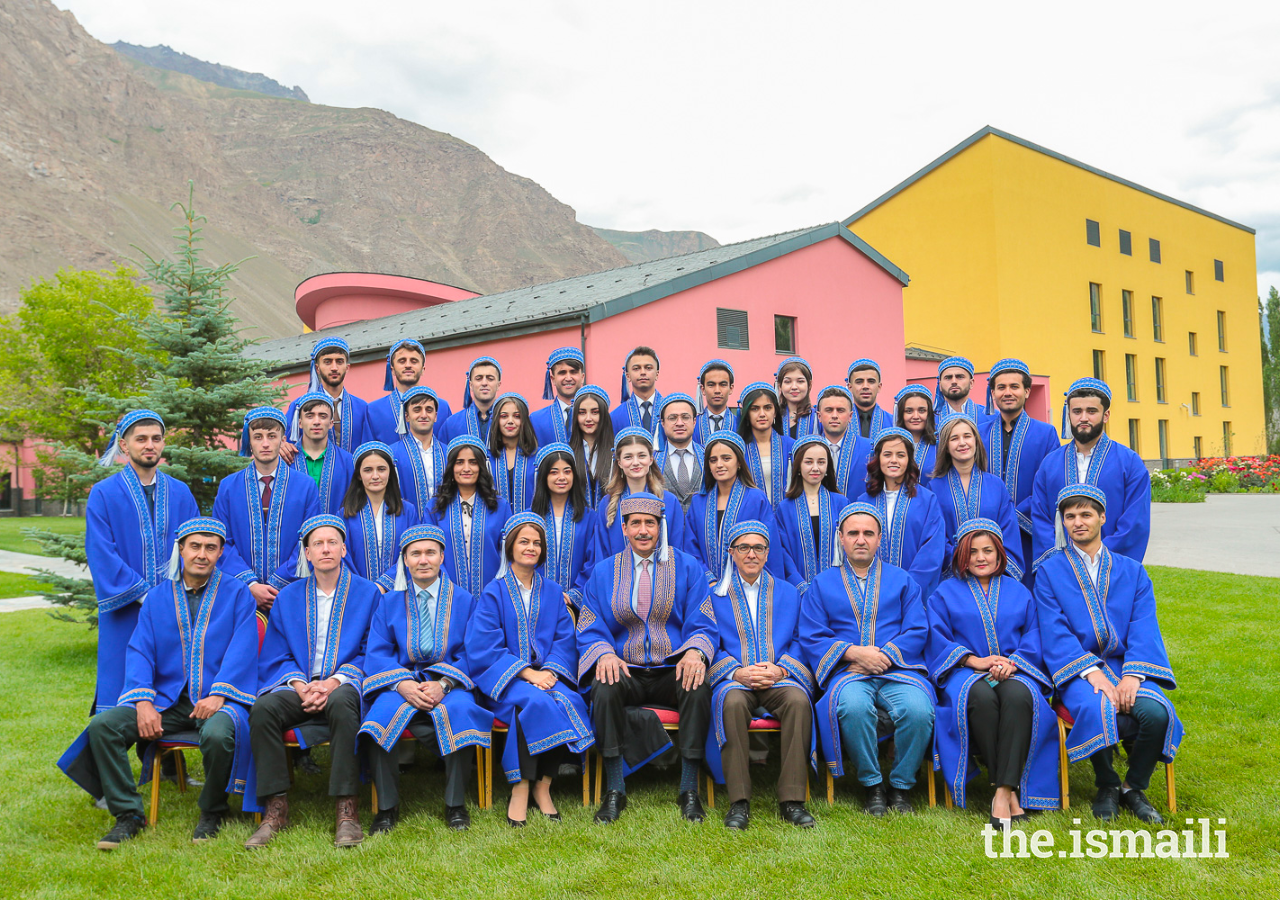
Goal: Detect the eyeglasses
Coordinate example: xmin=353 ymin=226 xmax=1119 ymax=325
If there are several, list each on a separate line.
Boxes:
xmin=731 ymin=544 xmax=768 ymax=556
xmin=664 ymin=413 xmax=694 ymax=423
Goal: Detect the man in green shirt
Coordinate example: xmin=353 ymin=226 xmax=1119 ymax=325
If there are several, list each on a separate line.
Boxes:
xmin=289 ymin=392 xmax=355 ymax=518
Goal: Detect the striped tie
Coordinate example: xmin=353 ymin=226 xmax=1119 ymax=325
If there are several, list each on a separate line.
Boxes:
xmin=636 ymin=558 xmax=652 ymax=620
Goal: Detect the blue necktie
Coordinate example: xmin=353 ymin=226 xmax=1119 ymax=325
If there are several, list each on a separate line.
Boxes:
xmin=641 ymin=400 xmax=653 ymax=432
xmin=418 ymin=588 xmax=434 ymax=651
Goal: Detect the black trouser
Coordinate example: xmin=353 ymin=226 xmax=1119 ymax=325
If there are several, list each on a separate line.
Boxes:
xmin=366 ymin=712 xmax=471 ymax=809
xmin=510 ymin=719 xmax=572 ymax=783
xmin=590 ymin=666 xmax=711 ymax=760
xmin=87 ymin=695 xmax=236 ymax=818
xmin=1090 ymin=696 xmax=1170 ymax=791
xmin=249 ymin=684 xmax=361 ymax=801
xmin=965 ymin=678 xmax=1034 ymax=790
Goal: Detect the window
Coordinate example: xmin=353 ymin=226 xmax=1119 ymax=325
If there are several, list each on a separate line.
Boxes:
xmin=1119 ymin=230 xmax=1132 ymax=255
xmin=1214 ymin=259 xmax=1224 ymax=282
xmin=1089 ymin=283 xmax=1103 ymax=332
xmin=1220 ymin=366 xmax=1230 ymax=406
xmin=1193 ymin=436 xmax=1203 ymax=459
xmin=1222 ymin=422 xmax=1232 ymax=456
xmin=1188 ymin=332 xmax=1198 ymax=356
xmin=1128 ymin=419 xmax=1141 ymax=453
xmin=1158 ymin=420 xmax=1169 ymax=461
xmin=1154 ymin=358 xmax=1166 ymax=403
xmin=1092 ymin=350 xmax=1106 ymax=381
xmin=1185 ymin=271 xmax=1195 ymax=295
xmin=773 ymin=314 xmax=795 ymax=355
xmin=1149 ymin=238 xmax=1161 ymax=263
xmin=1217 ymin=311 xmax=1227 ymax=351
xmin=1125 ymin=354 xmax=1138 ymax=401
xmin=1151 ymin=296 xmax=1163 ymax=342
xmin=1191 ymin=392 xmax=1200 ymax=416
xmin=717 ymin=308 xmax=750 ymax=350
xmin=1086 ymin=219 xmax=1101 ymax=247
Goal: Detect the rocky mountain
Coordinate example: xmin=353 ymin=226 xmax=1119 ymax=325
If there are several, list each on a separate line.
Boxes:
xmin=0 ymin=0 xmax=629 ymax=338
xmin=591 ymin=227 xmax=720 ymax=264
xmin=112 ymin=41 xmax=310 ymax=102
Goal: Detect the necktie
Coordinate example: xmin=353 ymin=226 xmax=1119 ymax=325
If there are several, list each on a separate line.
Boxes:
xmin=641 ymin=400 xmax=653 ymax=432
xmin=564 ymin=406 xmax=572 ymax=434
xmin=711 ymin=414 xmax=723 ymax=431
xmin=676 ymin=450 xmax=690 ymax=489
xmin=260 ymin=475 xmax=274 ymax=520
xmin=418 ymin=588 xmax=434 ymax=651
xmin=636 ymin=558 xmax=652 ymax=620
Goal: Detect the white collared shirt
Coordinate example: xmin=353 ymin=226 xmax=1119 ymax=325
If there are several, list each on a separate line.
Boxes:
xmin=460 ymin=493 xmax=475 ymax=555
xmin=416 ymin=437 xmax=436 ymax=500
xmin=740 ymin=574 xmax=761 ymax=625
xmin=295 ymin=587 xmax=350 ymax=686
xmin=1075 ymin=444 xmax=1094 ymax=477
xmin=516 ymin=578 xmax=533 ymax=617
xmin=253 ymin=462 xmax=280 ymax=501
xmin=883 ymin=488 xmax=900 ymax=524
xmin=370 ymin=501 xmax=385 ymax=545
xmin=1070 ymin=541 xmax=1102 ymax=587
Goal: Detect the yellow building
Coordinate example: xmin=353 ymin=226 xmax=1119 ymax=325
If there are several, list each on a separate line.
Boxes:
xmin=845 ymin=126 xmax=1263 ymax=462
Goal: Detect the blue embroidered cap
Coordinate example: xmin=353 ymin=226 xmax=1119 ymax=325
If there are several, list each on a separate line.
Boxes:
xmin=574 ymin=384 xmax=610 ymax=407
xmin=894 ymin=384 xmax=932 ymax=404
xmin=1056 ymin=483 xmax=1108 ymax=512
xmin=289 ymin=391 xmax=336 ymax=443
xmin=445 ymin=434 xmax=490 ymax=470
xmin=837 ymin=501 xmax=883 ymax=531
xmin=790 ymin=433 xmax=833 ymax=464
xmin=724 ymin=519 xmax=770 ymax=548
xmin=502 ymin=511 xmax=548 ymax=542
xmin=300 ymin=513 xmax=346 ymax=541
xmin=97 ymin=409 xmax=166 ymax=468
xmin=239 ymin=407 xmax=287 ymax=457
xmin=985 ymin=358 xmax=1031 ymax=415
xmin=353 ymin=440 xmax=396 ymax=465
xmin=657 ymin=391 xmax=697 ymax=418
xmin=1061 ymin=377 xmax=1113 ymax=437
xmin=491 ymin=392 xmax=529 ymax=418
xmin=397 ymin=385 xmax=440 ymax=436
xmin=774 ymin=356 xmax=812 ymax=380
xmin=737 ymin=381 xmax=779 ymax=410
xmin=936 ymin=413 xmax=980 ymax=445
xmin=955 ymin=517 xmax=1005 ymax=543
xmin=543 ymin=347 xmax=585 ymax=401
xmin=614 ymin=425 xmax=655 ymax=451
xmin=167 ymin=517 xmax=229 ymax=581
xmin=846 ymin=358 xmax=881 ymax=379
xmin=703 ymin=430 xmax=746 ymax=458
xmin=873 ymin=426 xmax=918 ymax=457
xmin=384 ymin=339 xmax=426 ymax=391
xmin=817 ymin=384 xmax=855 ymax=408
xmin=534 ymin=442 xmax=574 ymax=470
xmin=463 ymin=356 xmax=502 ymax=409
xmin=307 ymin=336 xmax=351 ymax=394
xmin=620 ymin=347 xmax=660 ymax=403
xmin=392 ymin=523 xmax=448 ymax=591
xmin=935 ymin=355 xmax=975 ymax=411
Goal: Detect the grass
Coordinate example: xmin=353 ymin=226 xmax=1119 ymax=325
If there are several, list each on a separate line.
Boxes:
xmin=0 ymin=570 xmax=51 ymax=600
xmin=0 ymin=565 xmax=1276 ymax=899
xmin=0 ymin=516 xmax=85 ymax=555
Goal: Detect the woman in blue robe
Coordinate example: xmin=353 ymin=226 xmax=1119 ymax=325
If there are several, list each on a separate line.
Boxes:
xmin=425 ymin=435 xmax=512 ymax=596
xmin=776 ymin=436 xmax=847 ymax=593
xmin=926 ymin=416 xmax=1023 ymax=581
xmin=590 ymin=426 xmax=689 ymax=561
xmin=567 ymin=385 xmax=614 ymax=509
xmin=466 ymin=514 xmax=595 ymax=825
xmin=735 ymin=381 xmax=794 ymax=507
xmin=775 ymin=357 xmax=821 ymax=439
xmin=894 ymin=385 xmax=938 ymax=491
xmin=342 ymin=442 xmax=419 ymax=591
xmin=531 ymin=443 xmax=598 ymax=609
xmin=486 ymin=393 xmax=539 ymax=515
xmin=926 ymin=519 xmax=1059 ymax=822
xmin=857 ymin=427 xmax=947 ymax=599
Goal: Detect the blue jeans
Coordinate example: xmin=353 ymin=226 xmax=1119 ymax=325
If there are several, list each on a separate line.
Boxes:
xmin=835 ymin=677 xmax=934 ymax=789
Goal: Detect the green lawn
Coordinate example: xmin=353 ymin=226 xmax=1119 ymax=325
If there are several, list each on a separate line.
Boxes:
xmin=0 ymin=570 xmax=51 ymax=600
xmin=0 ymin=566 xmax=1275 ymax=899
xmin=0 ymin=516 xmax=85 ymax=555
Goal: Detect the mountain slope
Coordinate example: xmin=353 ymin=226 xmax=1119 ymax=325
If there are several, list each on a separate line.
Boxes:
xmin=592 ymin=227 xmax=720 ymax=263
xmin=112 ymin=42 xmax=310 ymax=102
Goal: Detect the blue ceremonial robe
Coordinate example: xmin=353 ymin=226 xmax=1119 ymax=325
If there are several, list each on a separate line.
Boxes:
xmin=389 ymin=435 xmax=446 ymax=516
xmin=438 ymin=406 xmax=495 ymax=446
xmin=744 ymin=432 xmax=793 ymax=508
xmin=467 ymin=573 xmax=595 ymax=783
xmin=981 ymin=414 xmax=1060 ymax=586
xmin=610 ymin=392 xmax=664 ymax=435
xmin=286 ymin=389 xmax=371 ymax=453
xmin=590 ymin=488 xmax=690 ymax=562
xmin=798 ymin=559 xmax=934 ymax=777
xmin=576 ymin=547 xmax=718 ymax=684
xmin=489 ymin=449 xmax=538 ymax=514
xmin=926 ymin=575 xmax=1059 ymax=810
xmin=777 ymin=489 xmax=848 ymax=593
xmin=425 ymin=496 xmax=513 ymax=596
xmin=342 ymin=501 xmax=420 ymax=591
xmin=856 ymin=405 xmax=895 ymax=441
xmin=926 ymin=469 xmax=1024 ymax=581
xmin=1030 ymin=434 xmax=1152 ymax=570
xmin=366 ymin=390 xmax=454 ymax=445
xmin=85 ymin=467 xmax=199 ymax=712
xmin=704 ymin=571 xmax=816 ymax=784
xmin=1033 ymin=547 xmax=1182 ymax=766
xmin=914 ymin=439 xmax=938 ymax=491
xmin=686 ymin=483 xmax=785 ymax=585
xmin=212 ymin=464 xmax=320 ymax=590
xmin=530 ymin=401 xmax=574 ymax=447
xmin=858 ymin=487 xmax=947 ymax=600
xmin=540 ymin=505 xmax=599 ymax=609
xmin=828 ymin=434 xmax=875 ymax=499
xmin=694 ymin=409 xmax=739 ymax=446
xmin=359 ymin=574 xmax=491 ymax=756
xmin=785 ymin=409 xmax=821 ymax=440
xmin=289 ymin=444 xmax=354 ymax=516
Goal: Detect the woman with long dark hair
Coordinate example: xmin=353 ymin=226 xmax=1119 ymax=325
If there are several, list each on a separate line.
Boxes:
xmin=735 ymin=381 xmax=793 ymax=507
xmin=774 ymin=357 xmax=820 ymax=439
xmin=776 ymin=436 xmax=846 ymax=593
xmin=590 ymin=426 xmax=688 ymax=560
xmin=530 ymin=442 xmax=597 ymax=608
xmin=486 ymin=393 xmax=538 ymax=514
xmin=895 ymin=385 xmax=938 ymax=489
xmin=426 ymin=435 xmax=512 ymax=594
xmin=568 ymin=385 xmax=613 ymax=508
xmin=341 ymin=441 xmax=419 ymax=591
xmin=687 ymin=432 xmax=783 ymax=586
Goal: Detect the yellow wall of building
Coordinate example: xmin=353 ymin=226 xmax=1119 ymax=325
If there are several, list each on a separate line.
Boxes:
xmin=849 ymin=131 xmax=1264 ymax=460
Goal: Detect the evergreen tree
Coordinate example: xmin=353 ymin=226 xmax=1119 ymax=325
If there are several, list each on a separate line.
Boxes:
xmin=1265 ymin=287 xmax=1280 ymax=453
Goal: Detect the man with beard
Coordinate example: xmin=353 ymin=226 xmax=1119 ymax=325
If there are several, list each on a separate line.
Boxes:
xmin=845 ymin=359 xmax=894 ymax=440
xmin=439 ymin=357 xmax=503 ymax=445
xmin=366 ymin=339 xmax=454 ymax=444
xmin=284 ymin=337 xmax=371 ymax=459
xmin=934 ymin=356 xmax=994 ymax=427
xmin=531 ymin=347 xmax=586 ymax=446
xmin=1030 ymin=378 xmax=1151 ymax=569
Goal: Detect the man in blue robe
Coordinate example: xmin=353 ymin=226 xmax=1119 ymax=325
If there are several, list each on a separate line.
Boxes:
xmin=1030 ymin=378 xmax=1151 ymax=570
xmin=366 ymin=339 xmax=455 ymax=444
xmin=978 ymin=359 xmax=1060 ymax=587
xmin=577 ymin=493 xmax=717 ymax=824
xmin=283 ymin=336 xmax=371 ymax=457
xmin=656 ymin=392 xmax=704 ymax=511
xmin=694 ymin=360 xmax=737 ymax=444
xmin=611 ymin=346 xmax=663 ymax=434
xmin=935 ymin=356 xmax=994 ymax=427
xmin=706 ymin=521 xmax=815 ymax=830
xmin=845 ymin=358 xmax=894 ymax=440
xmin=438 ymin=356 xmax=502 ymax=445
xmin=530 ymin=346 xmax=585 ymax=446
xmin=60 ymin=518 xmax=257 ymax=849
xmin=816 ymin=385 xmax=875 ymax=498
xmin=85 ymin=409 xmax=200 ymax=714
xmin=799 ymin=502 xmax=935 ymax=816
xmin=212 ymin=407 xmax=321 ymax=613
xmin=1034 ymin=485 xmax=1182 ymax=824
xmin=389 ymin=386 xmax=447 ymax=515
xmin=245 ymin=515 xmax=381 ymax=848
xmin=288 ymin=392 xmax=355 ymax=516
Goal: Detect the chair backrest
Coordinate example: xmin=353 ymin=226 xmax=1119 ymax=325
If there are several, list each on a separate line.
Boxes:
xmin=256 ymin=611 xmax=268 ymax=651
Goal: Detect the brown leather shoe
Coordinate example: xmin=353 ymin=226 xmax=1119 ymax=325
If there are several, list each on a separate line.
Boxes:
xmin=334 ymin=795 xmax=364 ymax=848
xmin=244 ymin=794 xmax=289 ymax=849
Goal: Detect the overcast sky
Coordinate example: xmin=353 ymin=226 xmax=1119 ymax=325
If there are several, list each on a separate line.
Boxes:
xmin=59 ymin=0 xmax=1280 ymax=300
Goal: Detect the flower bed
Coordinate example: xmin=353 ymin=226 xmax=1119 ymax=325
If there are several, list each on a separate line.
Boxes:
xmin=1192 ymin=455 xmax=1280 ymax=493
xmin=1151 ymin=468 xmax=1208 ymax=503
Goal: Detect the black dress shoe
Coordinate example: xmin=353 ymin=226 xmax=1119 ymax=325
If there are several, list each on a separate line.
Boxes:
xmin=533 ymin=807 xmax=562 ymax=822
xmin=1092 ymin=786 xmax=1121 ymax=821
xmin=778 ymin=801 xmax=815 ymax=828
xmin=295 ymin=752 xmax=322 ymax=776
xmin=594 ymin=790 xmax=627 ymax=824
xmin=677 ymin=789 xmax=706 ymax=823
xmin=370 ymin=806 xmax=399 ymax=835
xmin=97 ymin=814 xmax=145 ymax=850
xmin=191 ymin=811 xmax=224 ymax=842
xmin=1120 ymin=789 xmax=1163 ymax=824
xmin=444 ymin=805 xmax=471 ymax=831
xmin=863 ymin=783 xmax=888 ymax=817
xmin=723 ymin=800 xmax=750 ymax=830
xmin=507 ymin=817 xmax=526 ymax=828
xmin=887 ymin=787 xmax=914 ymax=815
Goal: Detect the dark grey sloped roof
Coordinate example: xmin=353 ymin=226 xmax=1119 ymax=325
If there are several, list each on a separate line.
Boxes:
xmin=250 ymin=222 xmax=908 ymax=373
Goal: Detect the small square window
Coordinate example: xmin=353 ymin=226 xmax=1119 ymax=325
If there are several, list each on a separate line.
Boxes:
xmin=773 ymin=315 xmax=795 ymax=355
xmin=1149 ymin=238 xmax=1161 ymax=263
xmin=716 ymin=308 xmax=750 ymax=350
xmin=1185 ymin=270 xmax=1195 ymax=295
xmin=1214 ymin=259 xmax=1224 ymax=282
xmin=1119 ymin=230 xmax=1132 ymax=255
xmin=1086 ymin=219 xmax=1101 ymax=247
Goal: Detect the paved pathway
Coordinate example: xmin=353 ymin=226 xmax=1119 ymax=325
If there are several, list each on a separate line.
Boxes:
xmin=1147 ymin=494 xmax=1280 ymax=578
xmin=0 ymin=549 xmax=87 ymax=612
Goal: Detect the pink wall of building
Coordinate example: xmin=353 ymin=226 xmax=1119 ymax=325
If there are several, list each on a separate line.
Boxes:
xmin=295 ymin=273 xmax=480 ymax=331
